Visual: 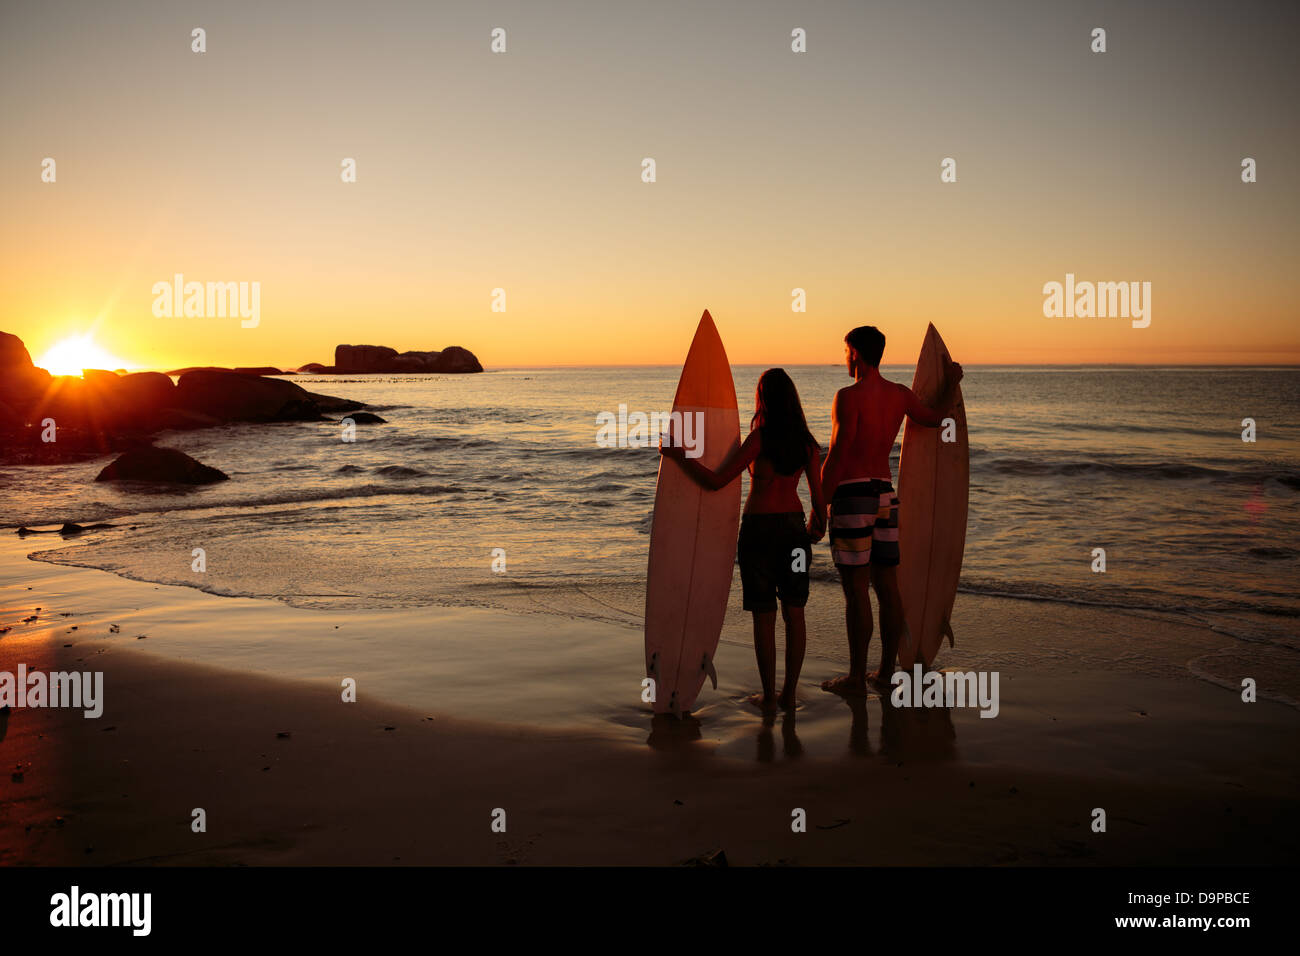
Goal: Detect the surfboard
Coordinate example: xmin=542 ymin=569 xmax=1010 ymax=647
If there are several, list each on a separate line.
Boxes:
xmin=896 ymin=323 xmax=968 ymax=670
xmin=644 ymin=310 xmax=742 ymax=716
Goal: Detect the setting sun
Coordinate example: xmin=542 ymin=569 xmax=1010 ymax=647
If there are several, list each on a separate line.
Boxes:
xmin=36 ymin=334 xmax=127 ymax=377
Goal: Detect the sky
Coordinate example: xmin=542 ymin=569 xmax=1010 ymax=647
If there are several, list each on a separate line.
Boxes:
xmin=2 ymin=0 xmax=1297 ymax=371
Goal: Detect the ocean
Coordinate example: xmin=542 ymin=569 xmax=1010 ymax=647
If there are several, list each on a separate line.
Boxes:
xmin=4 ymin=366 xmax=1298 ymax=658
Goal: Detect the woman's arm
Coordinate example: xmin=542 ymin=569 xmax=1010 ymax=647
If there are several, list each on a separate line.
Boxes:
xmin=805 ymin=441 xmax=827 ymax=542
xmin=661 ymin=429 xmax=760 ymax=490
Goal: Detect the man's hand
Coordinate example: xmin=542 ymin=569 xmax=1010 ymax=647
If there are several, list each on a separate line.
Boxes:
xmin=946 ymin=358 xmax=964 ymax=386
xmin=807 ymin=511 xmax=826 ymax=544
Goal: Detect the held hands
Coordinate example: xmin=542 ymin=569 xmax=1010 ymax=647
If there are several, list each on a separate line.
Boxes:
xmin=807 ymin=510 xmax=826 ymax=544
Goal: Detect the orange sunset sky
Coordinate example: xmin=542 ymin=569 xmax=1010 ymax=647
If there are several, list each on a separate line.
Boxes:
xmin=2 ymin=0 xmax=1297 ymax=371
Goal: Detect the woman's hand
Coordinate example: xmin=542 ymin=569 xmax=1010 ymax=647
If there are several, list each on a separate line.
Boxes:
xmin=659 ymin=434 xmax=685 ymax=461
xmin=807 ymin=510 xmax=826 ymax=544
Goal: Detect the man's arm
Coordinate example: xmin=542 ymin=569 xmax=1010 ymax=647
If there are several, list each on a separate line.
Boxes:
xmin=903 ymin=359 xmax=963 ymax=427
xmin=820 ymin=389 xmax=853 ymax=497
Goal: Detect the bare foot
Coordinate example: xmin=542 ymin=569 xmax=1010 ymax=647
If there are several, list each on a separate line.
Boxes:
xmin=866 ymin=670 xmax=894 ymax=692
xmin=820 ymin=675 xmax=869 ymax=697
xmin=777 ymin=688 xmax=797 ymax=710
xmin=745 ymin=692 xmax=777 ymax=712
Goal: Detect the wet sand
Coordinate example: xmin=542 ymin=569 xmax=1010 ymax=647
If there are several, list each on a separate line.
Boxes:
xmin=2 ymin=537 xmax=1298 ymax=865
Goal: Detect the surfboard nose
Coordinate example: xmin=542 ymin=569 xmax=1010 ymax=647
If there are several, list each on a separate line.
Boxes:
xmin=675 ymin=311 xmax=736 ymax=409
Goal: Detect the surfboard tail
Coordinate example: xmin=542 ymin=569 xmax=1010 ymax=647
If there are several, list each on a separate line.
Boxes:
xmin=702 ymin=653 xmax=718 ymax=690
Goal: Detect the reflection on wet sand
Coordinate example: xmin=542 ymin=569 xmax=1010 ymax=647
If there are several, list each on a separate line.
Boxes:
xmin=647 ymin=712 xmax=703 ymax=750
xmin=754 ymin=709 xmax=804 ymax=762
xmin=645 ymin=692 xmax=957 ymax=764
xmin=824 ymin=693 xmax=958 ymax=760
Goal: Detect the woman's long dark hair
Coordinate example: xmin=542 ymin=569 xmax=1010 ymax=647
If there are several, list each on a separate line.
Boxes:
xmin=751 ymin=368 xmax=816 ymax=476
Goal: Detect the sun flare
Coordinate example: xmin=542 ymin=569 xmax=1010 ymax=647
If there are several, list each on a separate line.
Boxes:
xmin=36 ymin=334 xmax=127 ymax=377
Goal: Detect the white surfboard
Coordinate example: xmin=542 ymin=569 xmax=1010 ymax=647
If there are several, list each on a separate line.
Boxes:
xmin=897 ymin=323 xmax=969 ymax=670
xmin=644 ymin=310 xmax=742 ymax=715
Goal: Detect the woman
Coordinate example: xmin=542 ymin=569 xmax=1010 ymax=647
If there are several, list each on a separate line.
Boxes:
xmin=661 ymin=368 xmax=826 ymax=710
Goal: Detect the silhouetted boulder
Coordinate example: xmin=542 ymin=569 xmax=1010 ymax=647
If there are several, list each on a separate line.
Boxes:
xmin=165 ymin=365 xmax=233 ymax=376
xmin=302 ymin=390 xmax=363 ymax=415
xmin=335 ymin=344 xmax=399 ymax=372
xmin=431 ymin=346 xmax=483 ymax=373
xmin=234 ymin=366 xmax=287 ymax=376
xmin=95 ymin=447 xmax=228 ymax=484
xmin=342 ymin=411 xmax=387 ymax=424
xmin=155 ymin=408 xmax=221 ymax=430
xmin=117 ymin=371 xmax=176 ymax=410
xmin=330 ymin=343 xmax=482 ymax=373
xmin=0 ymin=330 xmax=52 ymax=414
xmin=82 ymin=368 xmax=121 ymax=389
xmin=295 ymin=362 xmax=335 ymax=374
xmin=175 ymin=370 xmax=324 ymax=422
xmin=0 ymin=331 xmax=32 ymax=370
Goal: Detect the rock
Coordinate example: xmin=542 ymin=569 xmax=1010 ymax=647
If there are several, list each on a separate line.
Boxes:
xmin=330 ymin=343 xmax=482 ymax=374
xmin=0 ymin=331 xmax=33 ymax=370
xmin=82 ymin=368 xmax=121 ymax=389
xmin=155 ymin=408 xmax=222 ymax=430
xmin=431 ymin=346 xmax=483 ymax=373
xmin=165 ymin=366 xmax=234 ymax=376
xmin=116 ymin=371 xmax=177 ymax=412
xmin=175 ymin=370 xmax=325 ymax=422
xmin=335 ymin=344 xmax=399 ymax=373
xmin=233 ymin=366 xmax=287 ymax=376
xmin=392 ymin=353 xmax=430 ymax=372
xmin=95 ymin=447 xmax=228 ymax=484
xmin=302 ymin=390 xmax=363 ymax=414
xmin=342 ymin=411 xmax=387 ymax=424
xmin=0 ymin=331 xmax=53 ymax=416
xmin=295 ymin=363 xmax=335 ymax=374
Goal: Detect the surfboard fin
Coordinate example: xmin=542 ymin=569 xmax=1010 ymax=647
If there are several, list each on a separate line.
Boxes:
xmin=942 ymin=616 xmax=955 ymax=648
xmin=702 ymin=653 xmax=718 ymax=690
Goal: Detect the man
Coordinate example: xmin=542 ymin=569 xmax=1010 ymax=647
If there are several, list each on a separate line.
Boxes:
xmin=819 ymin=326 xmax=962 ymax=694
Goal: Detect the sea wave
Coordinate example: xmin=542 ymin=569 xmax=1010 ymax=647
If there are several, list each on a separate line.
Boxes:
xmin=979 ymin=457 xmax=1300 ymax=487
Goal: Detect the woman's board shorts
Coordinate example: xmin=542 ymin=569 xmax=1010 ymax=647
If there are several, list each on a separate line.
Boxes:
xmin=828 ymin=478 xmax=899 ymax=569
xmin=737 ymin=512 xmax=811 ymax=612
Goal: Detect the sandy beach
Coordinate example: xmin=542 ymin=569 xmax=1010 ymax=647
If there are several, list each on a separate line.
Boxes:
xmin=3 ymin=533 xmax=1296 ymax=867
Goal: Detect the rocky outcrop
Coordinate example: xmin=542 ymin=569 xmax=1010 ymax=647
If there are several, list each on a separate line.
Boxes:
xmin=335 ymin=345 xmax=398 ymax=372
xmin=295 ymin=362 xmax=335 ymax=374
xmin=0 ymin=330 xmax=53 ymax=409
xmin=174 ymin=370 xmax=358 ymax=422
xmin=332 ymin=343 xmax=482 ymax=374
xmin=165 ymin=365 xmax=289 ymax=376
xmin=0 ymin=331 xmax=365 ymax=466
xmin=95 ymin=447 xmax=228 ymax=484
xmin=432 ymin=346 xmax=483 ymax=373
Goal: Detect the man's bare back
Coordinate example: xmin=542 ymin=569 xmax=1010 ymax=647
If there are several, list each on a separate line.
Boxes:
xmin=822 ymin=355 xmax=954 ymax=494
